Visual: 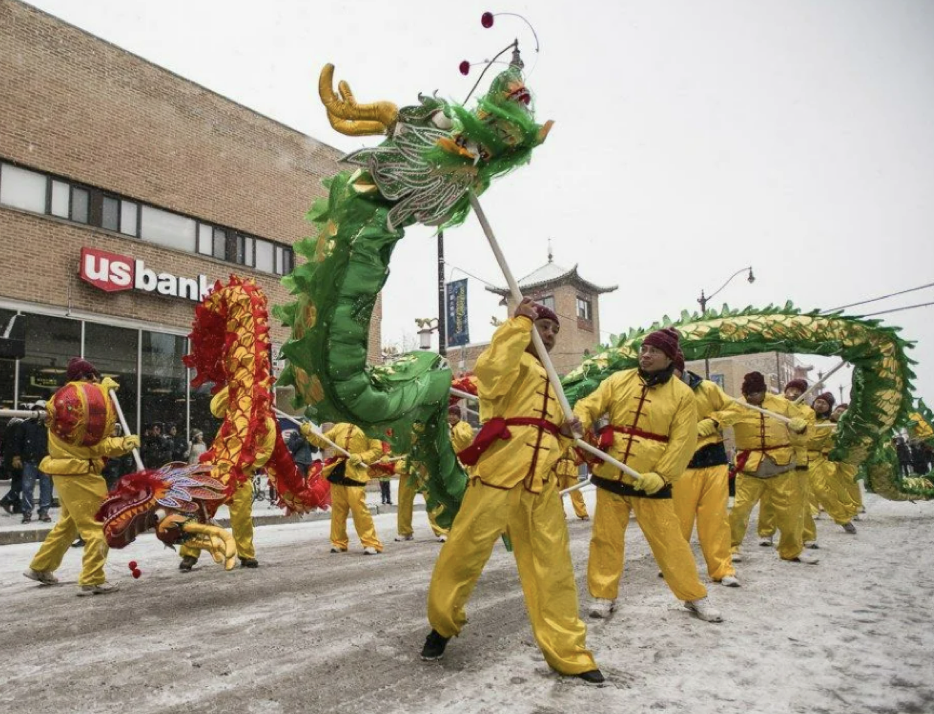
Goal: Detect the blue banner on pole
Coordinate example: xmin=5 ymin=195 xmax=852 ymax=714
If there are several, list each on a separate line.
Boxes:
xmin=446 ymin=279 xmax=469 ymax=347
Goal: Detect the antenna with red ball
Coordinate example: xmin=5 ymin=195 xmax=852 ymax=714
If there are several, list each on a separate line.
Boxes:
xmin=459 ymin=11 xmax=540 ymax=103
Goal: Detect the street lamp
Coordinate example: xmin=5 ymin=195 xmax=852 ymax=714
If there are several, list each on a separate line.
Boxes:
xmin=697 ymin=266 xmax=755 ymax=378
xmin=415 ymin=317 xmax=439 ymax=351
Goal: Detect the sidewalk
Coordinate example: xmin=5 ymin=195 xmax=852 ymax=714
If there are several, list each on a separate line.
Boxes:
xmin=0 ymin=480 xmax=413 ymax=546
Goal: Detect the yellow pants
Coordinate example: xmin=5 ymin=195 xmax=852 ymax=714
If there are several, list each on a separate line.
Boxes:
xmin=672 ymin=464 xmax=735 ymax=581
xmin=181 ymin=478 xmax=255 ymax=561
xmin=730 ymin=470 xmax=804 ymax=560
xmin=801 ymin=470 xmax=818 ymax=543
xmin=557 ymin=470 xmax=589 ymax=519
xmin=30 ymin=473 xmax=109 ymax=587
xmin=588 ymin=487 xmax=707 ymax=602
xmin=330 ymin=483 xmax=382 ymax=551
xmin=808 ymin=456 xmax=853 ymax=526
xmin=757 ymin=488 xmax=775 ymax=538
xmin=836 ymin=463 xmax=863 ymax=519
xmin=397 ymin=475 xmax=447 ymax=538
xmin=427 ymin=478 xmax=597 ymax=676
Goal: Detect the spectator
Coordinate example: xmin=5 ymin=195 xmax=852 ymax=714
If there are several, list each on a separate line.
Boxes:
xmin=909 ymin=440 xmax=929 ymax=476
xmin=101 ymin=424 xmax=136 ymax=491
xmin=893 ymin=436 xmax=913 ymax=477
xmin=187 ymin=430 xmax=208 ymax=465
xmin=142 ymin=423 xmax=172 ymax=468
xmin=1 ymin=417 xmax=24 ymax=515
xmin=13 ymin=402 xmax=52 ymax=523
xmin=168 ymin=424 xmax=188 ymax=462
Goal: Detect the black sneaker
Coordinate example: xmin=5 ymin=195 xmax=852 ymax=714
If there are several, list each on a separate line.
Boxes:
xmin=21 ymin=515 xmax=32 ymax=524
xmin=1 ymin=501 xmax=13 ymax=515
xmin=576 ymin=669 xmax=606 ymax=684
xmin=842 ymin=522 xmax=857 ymax=534
xmin=420 ymin=629 xmax=450 ymax=661
xmin=240 ymin=557 xmax=259 ymax=568
xmin=71 ymin=538 xmax=85 ymax=548
xmin=179 ymin=556 xmax=198 ymax=572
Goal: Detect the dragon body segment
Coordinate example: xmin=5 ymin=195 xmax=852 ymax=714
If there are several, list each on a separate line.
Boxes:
xmin=562 ymin=304 xmax=932 ymax=501
xmin=275 ymin=55 xmax=550 ymax=526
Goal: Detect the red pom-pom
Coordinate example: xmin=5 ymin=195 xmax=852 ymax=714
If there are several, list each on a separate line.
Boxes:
xmin=459 ymin=60 xmax=470 ymax=76
xmin=481 ymin=12 xmax=494 ymax=28
xmin=128 ymin=561 xmax=138 ymax=570
xmin=132 ymin=569 xmax=142 ymax=579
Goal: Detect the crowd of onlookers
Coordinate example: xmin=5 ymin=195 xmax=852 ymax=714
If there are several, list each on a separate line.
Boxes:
xmin=892 ymin=435 xmax=933 ymax=476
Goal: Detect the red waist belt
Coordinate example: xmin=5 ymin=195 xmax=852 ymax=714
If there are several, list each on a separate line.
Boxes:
xmin=732 ymin=443 xmax=792 ymax=476
xmin=457 ymin=417 xmax=562 ymax=466
xmin=598 ymin=424 xmax=668 ymax=451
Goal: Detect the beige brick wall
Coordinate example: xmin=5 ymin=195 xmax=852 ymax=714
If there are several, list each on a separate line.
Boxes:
xmin=0 ymin=0 xmax=382 ymax=364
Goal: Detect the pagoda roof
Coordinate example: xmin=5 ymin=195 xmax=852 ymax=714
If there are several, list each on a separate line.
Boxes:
xmin=487 ymin=260 xmax=617 ymax=296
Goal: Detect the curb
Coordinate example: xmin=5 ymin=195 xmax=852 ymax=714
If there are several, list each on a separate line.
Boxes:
xmin=0 ymin=502 xmax=416 ymax=546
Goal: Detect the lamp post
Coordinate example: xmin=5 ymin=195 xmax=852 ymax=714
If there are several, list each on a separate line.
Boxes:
xmin=697 ymin=266 xmax=755 ymax=378
xmin=415 ymin=317 xmax=440 ymax=351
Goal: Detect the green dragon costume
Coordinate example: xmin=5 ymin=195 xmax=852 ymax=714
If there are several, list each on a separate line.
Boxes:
xmin=275 ymin=46 xmax=551 ymax=526
xmin=562 ymin=303 xmax=934 ymax=501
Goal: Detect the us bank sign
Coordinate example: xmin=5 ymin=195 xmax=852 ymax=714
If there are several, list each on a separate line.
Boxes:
xmin=78 ymin=247 xmax=212 ymax=302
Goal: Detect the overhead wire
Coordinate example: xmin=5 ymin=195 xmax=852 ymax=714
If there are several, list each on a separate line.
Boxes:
xmin=823 ymin=281 xmax=934 ymax=313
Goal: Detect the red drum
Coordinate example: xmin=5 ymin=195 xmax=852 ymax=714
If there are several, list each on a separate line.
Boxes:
xmin=47 ymin=381 xmax=116 ymax=447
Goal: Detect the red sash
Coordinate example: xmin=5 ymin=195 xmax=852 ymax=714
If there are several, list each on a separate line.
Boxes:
xmin=730 ymin=443 xmax=792 ymax=479
xmin=457 ymin=417 xmax=562 ymax=466
xmin=598 ymin=424 xmax=669 ymax=451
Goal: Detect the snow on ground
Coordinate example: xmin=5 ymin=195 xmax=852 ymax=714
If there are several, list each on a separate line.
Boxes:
xmin=1 ymin=486 xmax=933 ymax=714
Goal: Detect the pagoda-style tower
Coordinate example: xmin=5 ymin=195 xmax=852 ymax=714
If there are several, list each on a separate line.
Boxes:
xmin=488 ymin=249 xmax=617 ymax=375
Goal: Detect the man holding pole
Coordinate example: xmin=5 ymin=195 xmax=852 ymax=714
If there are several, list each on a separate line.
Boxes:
xmin=573 ymin=328 xmax=721 ymax=623
xmin=24 ymin=358 xmax=140 ymax=595
xmin=721 ymin=372 xmax=816 ymax=564
xmin=421 ymin=299 xmax=603 ymax=684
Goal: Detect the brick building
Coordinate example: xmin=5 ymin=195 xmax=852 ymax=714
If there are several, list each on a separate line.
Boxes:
xmin=0 ymin=0 xmax=378 ymax=438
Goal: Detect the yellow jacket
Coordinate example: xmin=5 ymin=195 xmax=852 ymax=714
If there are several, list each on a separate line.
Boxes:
xmin=553 ymin=446 xmax=582 ymax=480
xmin=41 ymin=432 xmax=135 ymax=476
xmin=471 ymin=316 xmax=568 ymax=492
xmin=807 ymin=412 xmax=836 ymax=459
xmin=449 ymin=420 xmax=474 ymax=454
xmin=685 ymin=374 xmax=744 ymax=451
xmin=573 ymin=368 xmax=697 ymax=485
xmin=714 ymin=393 xmax=808 ymax=471
xmin=304 ymin=422 xmax=382 ymax=484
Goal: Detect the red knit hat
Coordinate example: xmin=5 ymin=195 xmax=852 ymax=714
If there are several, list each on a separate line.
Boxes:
xmin=65 ymin=357 xmax=100 ymax=382
xmin=742 ymin=371 xmax=767 ymax=394
xmin=784 ymin=379 xmax=808 ymax=394
xmin=642 ymin=328 xmax=681 ymax=361
xmin=448 ymin=405 xmax=461 ymax=416
xmin=534 ymin=304 xmax=559 ymax=324
xmin=814 ymin=391 xmax=835 ymax=408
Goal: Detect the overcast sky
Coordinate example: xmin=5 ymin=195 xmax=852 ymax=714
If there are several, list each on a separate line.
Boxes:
xmin=25 ymin=0 xmax=934 ymax=403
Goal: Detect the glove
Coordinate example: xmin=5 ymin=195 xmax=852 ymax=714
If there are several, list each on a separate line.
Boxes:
xmin=697 ymin=419 xmax=719 ymax=438
xmin=788 ymin=417 xmax=808 ymax=434
xmin=633 ymin=471 xmax=666 ymax=495
xmin=11 ymin=456 xmax=22 ymax=470
xmin=123 ymin=435 xmax=141 ymax=451
xmin=299 ymin=422 xmax=314 ymax=437
xmin=348 ymin=454 xmax=364 ymax=467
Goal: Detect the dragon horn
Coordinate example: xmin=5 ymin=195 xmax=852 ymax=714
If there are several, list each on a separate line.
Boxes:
xmin=181 ymin=522 xmax=238 ymax=571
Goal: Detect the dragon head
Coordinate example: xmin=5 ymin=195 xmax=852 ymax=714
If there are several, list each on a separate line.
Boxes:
xmin=97 ymin=470 xmax=169 ymax=549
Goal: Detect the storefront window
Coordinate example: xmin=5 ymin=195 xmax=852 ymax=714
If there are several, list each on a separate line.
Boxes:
xmin=140 ymin=331 xmax=188 ymax=446
xmin=85 ymin=322 xmax=139 ymax=433
xmin=190 ymin=382 xmax=221 ymax=446
xmin=0 ymin=308 xmax=16 ymax=410
xmin=17 ymin=314 xmax=81 ymax=406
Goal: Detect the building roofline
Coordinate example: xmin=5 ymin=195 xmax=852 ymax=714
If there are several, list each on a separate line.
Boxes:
xmin=16 ymin=0 xmax=343 ymax=156
xmin=486 ymin=264 xmax=618 ymax=296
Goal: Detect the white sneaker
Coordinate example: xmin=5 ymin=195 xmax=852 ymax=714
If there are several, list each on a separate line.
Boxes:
xmin=363 ymin=547 xmax=380 ymax=555
xmin=719 ymin=575 xmax=741 ymax=587
xmin=394 ymin=534 xmax=413 ymax=542
xmin=24 ymin=569 xmax=59 ymax=585
xmin=731 ymin=551 xmax=743 ymax=563
xmin=790 ymin=552 xmax=820 ymax=565
xmin=77 ymin=581 xmax=119 ymax=596
xmin=758 ymin=535 xmax=773 ymax=547
xmin=685 ymin=597 xmax=723 ymax=622
xmin=436 ymin=534 xmax=448 ymax=542
xmin=588 ymin=598 xmax=616 ymax=619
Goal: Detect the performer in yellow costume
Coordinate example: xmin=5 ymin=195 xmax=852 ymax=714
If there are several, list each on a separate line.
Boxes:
xmin=574 ymin=328 xmax=721 ymax=623
xmin=671 ymin=353 xmax=740 ymax=587
xmin=422 ymin=299 xmax=603 ymax=685
xmin=801 ymin=392 xmax=858 ymax=547
xmin=757 ymin=378 xmax=811 ymax=546
xmin=554 ymin=447 xmax=589 ymax=520
xmin=831 ymin=403 xmax=863 ymax=519
xmin=302 ymin=421 xmax=384 ymax=554
xmin=25 ymin=358 xmax=139 ymax=595
xmin=180 ymin=385 xmax=270 ymax=570
xmin=721 ymin=372 xmax=815 ymax=564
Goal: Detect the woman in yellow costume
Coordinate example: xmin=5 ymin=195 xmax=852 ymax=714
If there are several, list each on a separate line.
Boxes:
xmin=721 ymin=372 xmax=815 ymax=564
xmin=24 ymin=358 xmax=139 ymax=595
xmin=301 ymin=422 xmax=384 ymax=554
xmin=671 ymin=352 xmax=741 ymax=587
xmin=421 ymin=299 xmax=603 ymax=684
xmin=573 ymin=328 xmax=721 ymax=623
